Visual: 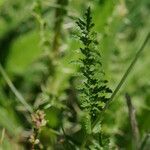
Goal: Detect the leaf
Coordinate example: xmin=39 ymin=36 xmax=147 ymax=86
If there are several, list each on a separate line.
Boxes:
xmin=81 ymin=112 xmax=91 ymax=135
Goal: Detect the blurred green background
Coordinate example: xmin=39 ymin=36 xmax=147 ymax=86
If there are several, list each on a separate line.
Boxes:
xmin=0 ymin=0 xmax=150 ymax=149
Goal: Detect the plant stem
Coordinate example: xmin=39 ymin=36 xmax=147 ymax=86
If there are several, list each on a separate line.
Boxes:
xmin=0 ymin=128 xmax=5 ymax=145
xmin=0 ymin=64 xmax=33 ymax=113
xmin=139 ymin=133 xmax=150 ymax=150
xmin=93 ymin=32 xmax=150 ymax=128
xmin=109 ymin=32 xmax=149 ymax=105
xmin=52 ymin=0 xmax=68 ymax=56
xmin=125 ymin=93 xmax=140 ymax=150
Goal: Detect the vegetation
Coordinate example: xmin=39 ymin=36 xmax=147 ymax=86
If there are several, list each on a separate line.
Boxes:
xmin=0 ymin=0 xmax=150 ymax=149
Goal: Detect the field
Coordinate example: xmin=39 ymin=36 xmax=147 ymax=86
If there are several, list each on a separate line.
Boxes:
xmin=0 ymin=0 xmax=150 ymax=149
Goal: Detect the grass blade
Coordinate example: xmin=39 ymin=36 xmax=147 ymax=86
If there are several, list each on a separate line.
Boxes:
xmin=92 ymin=32 xmax=150 ymax=130
xmin=0 ymin=64 xmax=33 ymax=113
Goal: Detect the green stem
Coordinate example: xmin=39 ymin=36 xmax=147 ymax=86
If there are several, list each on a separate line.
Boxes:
xmin=94 ymin=32 xmax=150 ymax=128
xmin=0 ymin=64 xmax=33 ymax=113
xmin=125 ymin=93 xmax=140 ymax=150
xmin=52 ymin=0 xmax=68 ymax=56
xmin=0 ymin=128 xmax=5 ymax=145
xmin=108 ymin=32 xmax=150 ymax=106
xmin=139 ymin=133 xmax=150 ymax=150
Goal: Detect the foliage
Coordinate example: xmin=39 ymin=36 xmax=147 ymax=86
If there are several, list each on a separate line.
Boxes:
xmin=0 ymin=0 xmax=150 ymax=149
xmin=76 ymin=7 xmax=112 ymax=120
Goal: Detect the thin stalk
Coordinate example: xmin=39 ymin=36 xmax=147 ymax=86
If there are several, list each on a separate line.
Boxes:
xmin=93 ymin=32 xmax=150 ymax=129
xmin=108 ymin=32 xmax=149 ymax=107
xmin=0 ymin=64 xmax=33 ymax=113
xmin=125 ymin=93 xmax=140 ymax=150
xmin=139 ymin=133 xmax=150 ymax=150
xmin=0 ymin=128 xmax=5 ymax=145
